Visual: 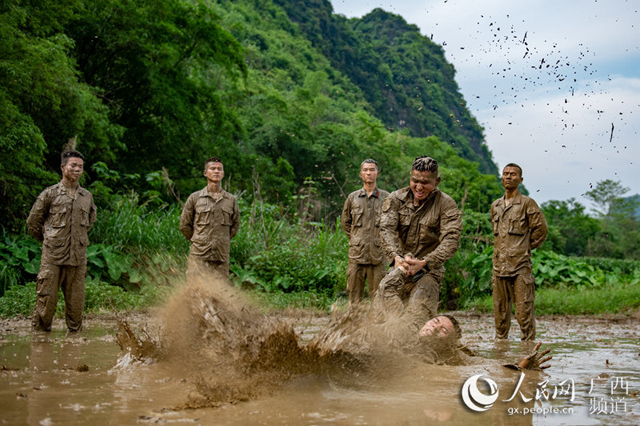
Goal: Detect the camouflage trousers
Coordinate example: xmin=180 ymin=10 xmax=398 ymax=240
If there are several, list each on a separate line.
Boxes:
xmin=33 ymin=263 xmax=86 ymax=332
xmin=346 ymin=261 xmax=386 ymax=305
xmin=492 ymin=270 xmax=536 ymax=340
xmin=373 ymin=267 xmax=441 ymax=327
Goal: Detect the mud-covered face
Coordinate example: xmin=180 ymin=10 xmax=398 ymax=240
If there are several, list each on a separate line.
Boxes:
xmin=419 ymin=316 xmax=456 ymax=338
xmin=204 ymin=161 xmax=224 ymax=184
xmin=409 ymin=169 xmax=440 ymax=202
xmin=360 ymin=162 xmax=379 ymax=185
xmin=61 ymin=157 xmax=84 ymax=184
xmin=501 ymin=166 xmax=523 ymax=191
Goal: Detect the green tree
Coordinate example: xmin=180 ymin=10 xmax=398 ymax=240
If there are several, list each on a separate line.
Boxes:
xmin=583 ymin=180 xmax=640 ymax=259
xmin=67 ymin=0 xmax=248 ymax=190
xmin=541 ymin=199 xmax=601 ymax=256
xmin=0 ymin=0 xmax=122 ymax=230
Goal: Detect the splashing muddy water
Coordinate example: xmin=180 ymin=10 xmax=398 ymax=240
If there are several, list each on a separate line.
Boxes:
xmin=1 ymin=276 xmax=639 ymax=425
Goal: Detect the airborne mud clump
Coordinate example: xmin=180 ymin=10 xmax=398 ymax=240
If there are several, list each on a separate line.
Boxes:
xmin=117 ymin=274 xmax=462 ymax=409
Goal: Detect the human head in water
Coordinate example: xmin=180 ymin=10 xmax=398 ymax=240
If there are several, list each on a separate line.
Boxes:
xmin=419 ymin=315 xmax=461 ymax=339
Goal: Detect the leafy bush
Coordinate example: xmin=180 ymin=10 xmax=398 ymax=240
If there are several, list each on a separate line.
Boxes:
xmin=231 ymin=200 xmax=348 ymax=295
xmin=0 ymin=233 xmax=41 ymax=297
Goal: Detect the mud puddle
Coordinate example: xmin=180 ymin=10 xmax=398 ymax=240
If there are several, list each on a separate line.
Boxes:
xmin=1 ymin=305 xmax=639 ymax=425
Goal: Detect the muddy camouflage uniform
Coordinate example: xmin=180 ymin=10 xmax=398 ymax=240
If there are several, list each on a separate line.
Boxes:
xmin=491 ymin=190 xmax=547 ymax=340
xmin=27 ymin=182 xmax=97 ymax=332
xmin=376 ymin=187 xmax=462 ymax=325
xmin=180 ymin=187 xmax=239 ymax=278
xmin=341 ymin=187 xmax=389 ymax=304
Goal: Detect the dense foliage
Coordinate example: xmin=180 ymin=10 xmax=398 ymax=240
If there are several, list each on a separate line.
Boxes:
xmin=1 ymin=0 xmax=638 ymax=317
xmin=1 ymin=0 xmax=500 ymax=230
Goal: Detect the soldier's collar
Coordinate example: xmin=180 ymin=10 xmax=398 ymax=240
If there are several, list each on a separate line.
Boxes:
xmin=358 ymin=187 xmax=380 ymax=198
xmin=501 ymin=190 xmax=522 ymax=206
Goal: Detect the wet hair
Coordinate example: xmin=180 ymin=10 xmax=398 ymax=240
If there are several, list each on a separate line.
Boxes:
xmin=61 ymin=151 xmax=84 ymax=167
xmin=204 ymin=156 xmax=223 ymax=169
xmin=504 ymin=163 xmax=523 ymax=177
xmin=440 ymin=315 xmax=462 ymax=339
xmin=360 ymin=158 xmax=379 ymax=171
xmin=412 ymin=156 xmax=438 ymax=174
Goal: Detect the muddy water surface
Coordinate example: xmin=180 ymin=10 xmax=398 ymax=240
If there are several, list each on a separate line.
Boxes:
xmin=1 ymin=312 xmax=639 ymax=425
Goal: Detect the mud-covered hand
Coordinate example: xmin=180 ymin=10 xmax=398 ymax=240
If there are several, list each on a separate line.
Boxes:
xmin=404 ymin=256 xmax=427 ymax=276
xmin=518 ymin=342 xmax=552 ymax=370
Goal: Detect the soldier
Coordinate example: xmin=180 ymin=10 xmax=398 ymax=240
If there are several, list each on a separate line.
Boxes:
xmin=491 ymin=163 xmax=548 ymax=340
xmin=374 ymin=156 xmax=463 ymax=326
xmin=180 ymin=156 xmax=239 ymax=279
xmin=341 ymin=159 xmax=389 ymax=306
xmin=27 ymin=151 xmax=97 ymax=333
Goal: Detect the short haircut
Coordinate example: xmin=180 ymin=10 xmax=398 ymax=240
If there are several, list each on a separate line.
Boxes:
xmin=440 ymin=314 xmax=462 ymax=339
xmin=412 ymin=156 xmax=438 ymax=174
xmin=204 ymin=156 xmax=223 ymax=169
xmin=360 ymin=158 xmax=379 ymax=170
xmin=504 ymin=163 xmax=523 ymax=177
xmin=61 ymin=151 xmax=84 ymax=167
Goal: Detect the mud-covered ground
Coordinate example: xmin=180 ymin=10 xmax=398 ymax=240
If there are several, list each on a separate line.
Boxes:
xmin=1 ymin=281 xmax=639 ymax=426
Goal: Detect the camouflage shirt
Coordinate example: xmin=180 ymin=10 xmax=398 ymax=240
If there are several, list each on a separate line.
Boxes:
xmin=179 ymin=187 xmax=239 ymax=262
xmin=490 ymin=191 xmax=548 ymax=276
xmin=27 ymin=182 xmax=97 ymax=266
xmin=341 ymin=187 xmax=389 ymax=265
xmin=380 ymin=187 xmax=462 ymax=273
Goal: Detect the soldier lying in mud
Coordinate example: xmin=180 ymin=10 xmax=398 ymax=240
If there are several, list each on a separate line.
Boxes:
xmin=116 ymin=279 xmax=551 ymax=408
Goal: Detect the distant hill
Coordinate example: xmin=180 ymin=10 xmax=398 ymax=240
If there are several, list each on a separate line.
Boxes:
xmin=273 ymin=0 xmax=497 ymax=174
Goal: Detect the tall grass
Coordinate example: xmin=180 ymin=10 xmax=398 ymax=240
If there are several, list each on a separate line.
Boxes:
xmin=90 ymin=193 xmax=189 ymax=255
xmin=231 ymin=200 xmax=349 ymax=296
xmin=465 ymin=281 xmax=640 ymax=315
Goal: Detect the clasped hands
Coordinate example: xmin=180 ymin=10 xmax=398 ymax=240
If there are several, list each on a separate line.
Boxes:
xmin=394 ymin=255 xmax=427 ymax=277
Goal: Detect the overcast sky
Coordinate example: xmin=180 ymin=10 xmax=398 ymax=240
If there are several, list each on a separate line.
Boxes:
xmin=329 ymin=0 xmax=640 ymax=207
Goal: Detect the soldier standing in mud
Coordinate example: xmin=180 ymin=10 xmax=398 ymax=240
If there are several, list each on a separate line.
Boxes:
xmin=374 ymin=156 xmax=462 ymax=326
xmin=491 ymin=163 xmax=548 ymax=341
xmin=180 ymin=156 xmax=239 ymax=279
xmin=341 ymin=159 xmax=389 ymax=306
xmin=27 ymin=151 xmax=97 ymax=333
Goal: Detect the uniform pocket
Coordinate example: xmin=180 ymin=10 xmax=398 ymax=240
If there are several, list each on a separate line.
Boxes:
xmin=80 ymin=205 xmax=92 ymax=227
xmin=49 ymin=204 xmax=67 ymax=228
xmin=351 ymin=206 xmax=364 ymax=228
xmin=195 ymin=205 xmax=213 ymax=225
xmin=398 ymin=211 xmax=412 ymax=226
xmin=419 ymin=215 xmax=440 ymax=240
xmin=221 ymin=205 xmax=235 ymax=226
xmin=508 ymin=218 xmax=527 ymax=236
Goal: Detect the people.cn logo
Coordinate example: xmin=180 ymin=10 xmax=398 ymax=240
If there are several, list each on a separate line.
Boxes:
xmin=461 ymin=374 xmax=500 ymax=412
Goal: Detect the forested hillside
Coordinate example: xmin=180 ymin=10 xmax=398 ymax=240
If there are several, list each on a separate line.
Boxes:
xmin=1 ymin=0 xmax=501 ymax=229
xmin=273 ymin=0 xmax=496 ymax=174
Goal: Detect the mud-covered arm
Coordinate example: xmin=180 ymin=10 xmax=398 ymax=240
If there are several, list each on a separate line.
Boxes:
xmin=26 ymin=191 xmax=51 ymax=242
xmin=527 ymin=199 xmax=548 ymax=250
xmin=340 ymin=196 xmax=353 ymax=238
xmin=230 ymin=197 xmax=240 ymax=239
xmin=380 ymin=195 xmax=404 ymax=263
xmin=88 ymin=196 xmax=97 ymax=232
xmin=423 ymin=198 xmax=462 ymax=270
xmin=179 ymin=194 xmax=196 ymax=241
